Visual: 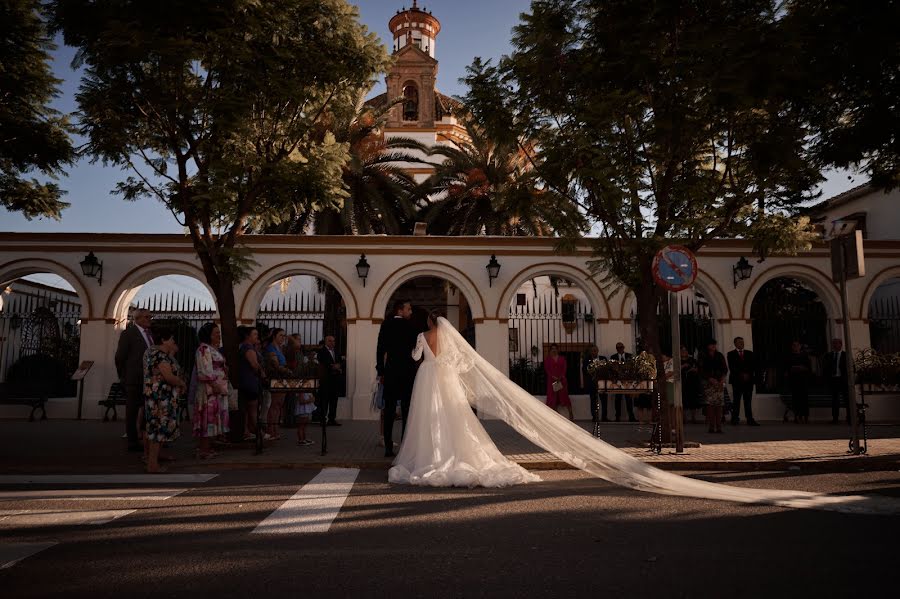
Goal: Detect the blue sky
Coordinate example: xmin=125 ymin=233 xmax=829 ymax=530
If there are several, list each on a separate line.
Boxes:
xmin=0 ymin=0 xmax=863 ymax=235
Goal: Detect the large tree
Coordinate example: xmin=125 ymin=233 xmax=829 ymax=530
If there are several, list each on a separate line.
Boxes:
xmin=1 ymin=0 xmax=74 ymax=219
xmin=51 ymin=0 xmax=389 ymax=373
xmin=464 ymin=0 xmax=822 ymax=438
xmin=782 ymin=0 xmax=900 ymax=190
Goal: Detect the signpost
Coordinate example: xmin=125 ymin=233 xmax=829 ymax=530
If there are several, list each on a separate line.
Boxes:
xmin=829 ymin=228 xmax=865 ymax=454
xmin=652 ymin=246 xmax=698 ymax=453
xmin=71 ymin=360 xmax=94 ymax=420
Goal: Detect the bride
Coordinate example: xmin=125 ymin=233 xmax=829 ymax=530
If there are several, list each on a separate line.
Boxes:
xmin=389 ymin=313 xmax=897 ymax=516
xmin=389 ymin=310 xmax=540 ymax=487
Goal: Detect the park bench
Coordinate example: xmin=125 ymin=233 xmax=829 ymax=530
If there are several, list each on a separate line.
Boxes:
xmin=779 ymin=393 xmax=833 ymax=421
xmin=0 ymin=381 xmax=49 ymax=421
xmin=99 ymin=382 xmax=127 ymax=421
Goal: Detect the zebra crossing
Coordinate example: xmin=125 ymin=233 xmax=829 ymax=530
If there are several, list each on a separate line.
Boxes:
xmin=0 ymin=468 xmax=362 ymax=570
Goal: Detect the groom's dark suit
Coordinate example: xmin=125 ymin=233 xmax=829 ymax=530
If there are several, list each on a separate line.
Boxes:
xmin=376 ymin=315 xmax=419 ymax=455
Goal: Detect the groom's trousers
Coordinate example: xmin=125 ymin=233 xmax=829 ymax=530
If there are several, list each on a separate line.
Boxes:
xmin=383 ymin=371 xmax=414 ymax=454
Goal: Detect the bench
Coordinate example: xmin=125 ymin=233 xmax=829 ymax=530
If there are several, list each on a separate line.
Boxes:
xmin=779 ymin=394 xmax=833 ymax=421
xmin=0 ymin=382 xmax=49 ymax=421
xmin=99 ymin=383 xmax=127 ymax=422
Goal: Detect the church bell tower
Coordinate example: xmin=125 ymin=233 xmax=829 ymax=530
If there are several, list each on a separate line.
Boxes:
xmin=385 ymin=2 xmax=441 ymax=128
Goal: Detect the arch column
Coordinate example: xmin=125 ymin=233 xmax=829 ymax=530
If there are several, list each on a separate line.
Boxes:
xmin=474 ymin=319 xmax=509 ymax=419
xmin=78 ymin=319 xmax=122 ymax=418
xmin=348 ymin=319 xmax=380 ymax=421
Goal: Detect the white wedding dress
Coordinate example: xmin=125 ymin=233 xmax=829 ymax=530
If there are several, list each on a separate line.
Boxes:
xmin=388 ymin=329 xmax=541 ymax=487
xmin=389 ymin=318 xmax=899 ymax=515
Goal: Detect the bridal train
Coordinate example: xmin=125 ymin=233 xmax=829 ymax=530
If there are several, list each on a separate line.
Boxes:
xmin=390 ymin=317 xmax=898 ymax=516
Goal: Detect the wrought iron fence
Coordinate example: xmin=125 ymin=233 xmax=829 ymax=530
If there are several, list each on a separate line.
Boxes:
xmin=132 ymin=288 xmax=348 ymax=393
xmin=869 ymin=295 xmax=900 ymax=354
xmin=750 ymin=277 xmax=830 ymax=393
xmin=632 ymin=292 xmax=714 ymax=358
xmin=508 ymin=293 xmax=596 ymax=395
xmin=0 ymin=288 xmax=81 ymax=395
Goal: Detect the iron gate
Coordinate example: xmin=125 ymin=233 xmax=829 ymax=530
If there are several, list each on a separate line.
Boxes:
xmin=508 ymin=291 xmax=596 ymax=395
xmin=869 ymin=295 xmax=900 ymax=354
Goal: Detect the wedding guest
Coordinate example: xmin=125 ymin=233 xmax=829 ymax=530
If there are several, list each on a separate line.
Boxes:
xmin=238 ymin=326 xmax=267 ymax=441
xmin=699 ymin=340 xmax=728 ymax=433
xmin=115 ymin=308 xmax=154 ymax=452
xmin=285 ymin=334 xmax=304 ymax=372
xmin=193 ymin=323 xmax=229 ymax=459
xmin=143 ymin=325 xmax=186 ymax=473
xmin=785 ymin=340 xmax=812 ymax=424
xmin=264 ymin=328 xmax=292 ymax=439
xmin=545 ymin=344 xmax=574 ymax=420
xmin=317 ymin=335 xmax=343 ymax=426
xmin=680 ymin=346 xmax=702 ymax=423
xmin=582 ymin=345 xmax=605 ymax=422
xmin=610 ymin=342 xmax=637 ymax=422
xmin=294 ymin=379 xmax=317 ymax=446
xmin=727 ymin=337 xmax=759 ymax=426
xmin=824 ymin=338 xmax=849 ymax=424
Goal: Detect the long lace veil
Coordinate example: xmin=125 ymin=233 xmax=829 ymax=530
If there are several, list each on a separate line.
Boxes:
xmin=436 ymin=317 xmax=896 ymax=515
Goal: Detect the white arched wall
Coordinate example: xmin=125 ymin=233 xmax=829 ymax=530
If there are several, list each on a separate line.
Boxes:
xmin=105 ymin=259 xmax=218 ymax=325
xmin=370 ymin=262 xmax=486 ymax=321
xmin=859 ymin=266 xmax=900 ymax=319
xmin=494 ymin=263 xmax=611 ymax=321
xmin=239 ymin=261 xmax=359 ymax=323
xmin=0 ymin=258 xmax=94 ymax=319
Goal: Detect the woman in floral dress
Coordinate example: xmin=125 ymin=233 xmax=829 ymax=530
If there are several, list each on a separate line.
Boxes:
xmin=144 ymin=325 xmax=186 ymax=473
xmin=193 ymin=323 xmax=230 ymax=458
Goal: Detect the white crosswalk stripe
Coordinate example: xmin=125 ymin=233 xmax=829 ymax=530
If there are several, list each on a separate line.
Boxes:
xmin=0 ymin=542 xmax=58 ymax=570
xmin=0 ymin=474 xmax=218 ymax=485
xmin=0 ymin=488 xmax=187 ymax=501
xmin=252 ymin=468 xmax=360 ymax=534
xmin=0 ymin=509 xmax=136 ymax=527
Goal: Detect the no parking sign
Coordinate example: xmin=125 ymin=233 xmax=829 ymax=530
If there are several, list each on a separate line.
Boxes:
xmin=652 ymin=245 xmax=697 ymax=292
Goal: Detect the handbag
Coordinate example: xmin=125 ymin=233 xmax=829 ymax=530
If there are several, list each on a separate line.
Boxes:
xmin=552 ymin=380 xmax=563 ymax=393
xmin=227 ymin=383 xmax=239 ymax=411
xmin=371 ymin=380 xmax=385 ymax=411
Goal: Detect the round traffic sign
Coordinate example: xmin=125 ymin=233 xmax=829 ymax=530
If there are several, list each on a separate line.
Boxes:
xmin=652 ymin=245 xmax=698 ymax=292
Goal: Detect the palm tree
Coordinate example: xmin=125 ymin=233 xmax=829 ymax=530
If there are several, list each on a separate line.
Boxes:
xmin=260 ymin=89 xmax=429 ymax=235
xmin=415 ymin=118 xmax=583 ymax=236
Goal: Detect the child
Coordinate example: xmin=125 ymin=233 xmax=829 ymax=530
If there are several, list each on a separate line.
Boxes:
xmin=295 ymin=379 xmax=316 ymax=446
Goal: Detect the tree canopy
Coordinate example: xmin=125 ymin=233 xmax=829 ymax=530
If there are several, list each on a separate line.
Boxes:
xmin=51 ymin=0 xmax=389 ymax=372
xmin=0 ymin=0 xmax=74 ymax=219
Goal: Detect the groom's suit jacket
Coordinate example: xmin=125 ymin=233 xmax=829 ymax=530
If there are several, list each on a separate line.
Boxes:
xmin=376 ymin=316 xmax=419 ymax=395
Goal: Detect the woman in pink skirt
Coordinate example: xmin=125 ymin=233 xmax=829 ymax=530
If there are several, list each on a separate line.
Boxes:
xmin=544 ymin=344 xmax=574 ymax=420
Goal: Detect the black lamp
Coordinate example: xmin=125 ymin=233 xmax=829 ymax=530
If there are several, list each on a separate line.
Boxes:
xmin=80 ymin=252 xmax=103 ymax=286
xmin=356 ymin=254 xmax=370 ymax=287
xmin=486 ymin=254 xmax=501 ymax=287
xmin=732 ymin=256 xmax=753 ymax=288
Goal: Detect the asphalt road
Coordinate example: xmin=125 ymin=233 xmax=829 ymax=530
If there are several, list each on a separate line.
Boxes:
xmin=2 ymin=469 xmax=898 ymax=598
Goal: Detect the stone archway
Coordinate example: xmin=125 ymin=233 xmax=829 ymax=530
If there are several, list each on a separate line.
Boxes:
xmin=371 ymin=262 xmax=486 ymax=322
xmin=106 ymin=259 xmax=216 ymax=325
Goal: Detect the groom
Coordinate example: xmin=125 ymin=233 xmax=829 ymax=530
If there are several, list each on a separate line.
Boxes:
xmin=376 ymin=299 xmax=419 ymax=457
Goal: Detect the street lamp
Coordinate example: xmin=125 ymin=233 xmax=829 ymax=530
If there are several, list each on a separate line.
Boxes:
xmin=732 ymin=256 xmax=753 ymax=288
xmin=355 ymin=254 xmax=370 ymax=287
xmin=80 ymin=252 xmax=103 ymax=286
xmin=486 ymin=255 xmax=501 ymax=287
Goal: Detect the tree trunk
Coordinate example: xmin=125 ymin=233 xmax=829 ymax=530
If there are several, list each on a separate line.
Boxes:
xmin=634 ymin=258 xmax=672 ymax=443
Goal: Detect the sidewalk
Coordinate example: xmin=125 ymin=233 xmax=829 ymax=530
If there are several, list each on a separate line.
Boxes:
xmin=1 ymin=418 xmax=898 ymax=473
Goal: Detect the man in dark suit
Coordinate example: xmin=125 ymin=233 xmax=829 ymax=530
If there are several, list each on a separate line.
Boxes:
xmin=610 ymin=342 xmax=636 ymax=422
xmin=582 ymin=345 xmax=605 ymax=422
xmin=824 ymin=338 xmax=849 ymax=423
xmin=376 ymin=299 xmax=419 ymax=457
xmin=114 ymin=308 xmax=153 ymax=452
xmin=316 ymin=335 xmax=343 ymax=426
xmin=727 ymin=336 xmax=759 ymax=426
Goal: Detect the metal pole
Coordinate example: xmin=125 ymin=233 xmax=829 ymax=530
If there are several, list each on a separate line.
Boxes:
xmin=670 ymin=291 xmax=684 ymax=453
xmin=839 ymin=239 xmax=861 ymax=454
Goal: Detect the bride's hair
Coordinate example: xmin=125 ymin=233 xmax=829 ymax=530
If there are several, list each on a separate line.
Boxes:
xmin=428 ymin=308 xmax=446 ymax=326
